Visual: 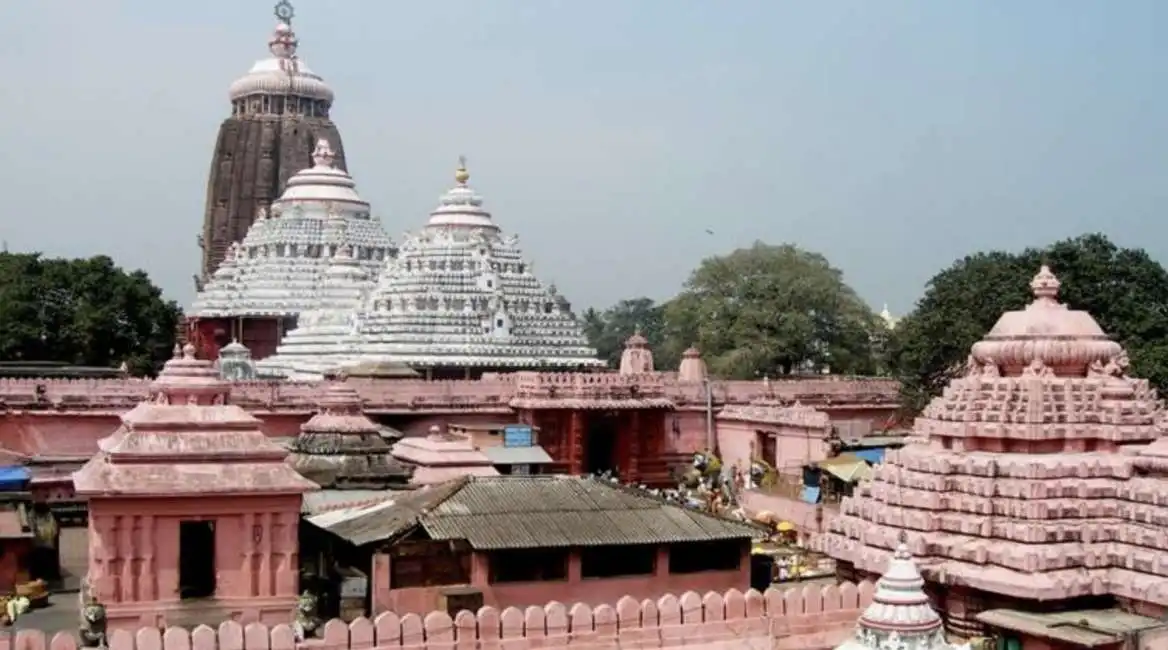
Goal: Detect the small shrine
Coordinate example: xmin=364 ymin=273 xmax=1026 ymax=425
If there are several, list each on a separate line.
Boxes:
xmin=836 ymin=538 xmax=968 ymax=650
xmin=390 ymin=426 xmax=499 ymax=485
xmin=290 ymin=380 xmax=412 ymax=490
xmin=73 ymin=344 xmax=318 ymax=629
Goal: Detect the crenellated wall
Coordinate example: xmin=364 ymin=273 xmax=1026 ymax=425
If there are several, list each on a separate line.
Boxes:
xmin=2 ymin=582 xmax=874 ymax=650
xmin=0 ymin=375 xmax=898 ymax=415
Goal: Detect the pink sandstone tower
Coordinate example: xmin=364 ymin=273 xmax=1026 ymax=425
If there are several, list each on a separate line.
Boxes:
xmin=73 ymin=344 xmax=318 ymax=629
xmin=818 ymin=266 xmax=1168 ymax=636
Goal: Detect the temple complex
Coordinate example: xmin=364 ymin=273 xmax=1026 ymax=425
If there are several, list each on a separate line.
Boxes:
xmin=190 ymin=138 xmax=394 ymax=360
xmin=199 ymin=0 xmax=348 ymax=282
xmin=72 ymin=344 xmax=318 ymax=628
xmin=261 ymin=159 xmax=603 ymax=379
xmin=818 ymin=266 xmax=1168 ymax=638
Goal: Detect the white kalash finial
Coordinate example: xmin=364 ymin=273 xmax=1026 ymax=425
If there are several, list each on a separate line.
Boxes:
xmin=312 ymin=139 xmax=336 ymax=168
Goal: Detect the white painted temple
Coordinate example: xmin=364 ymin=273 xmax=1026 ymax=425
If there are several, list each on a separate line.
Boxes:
xmin=261 ymin=158 xmax=603 ymax=378
xmin=257 ymin=243 xmax=373 ymax=378
xmin=190 ymin=139 xmax=395 ymax=321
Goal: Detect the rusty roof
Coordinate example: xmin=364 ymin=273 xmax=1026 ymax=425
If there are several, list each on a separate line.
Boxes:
xmin=310 ymin=475 xmax=760 ymax=549
xmin=307 ymin=478 xmax=468 ymax=546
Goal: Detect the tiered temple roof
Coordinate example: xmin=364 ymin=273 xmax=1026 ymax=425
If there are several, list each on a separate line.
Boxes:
xmin=265 ymin=159 xmax=602 ymax=377
xmin=289 ymin=380 xmax=412 ymax=489
xmin=191 ymin=139 xmax=394 ymax=319
xmin=836 ymin=539 xmax=967 ymax=650
xmin=817 ymin=266 xmax=1168 ymax=611
xmin=72 ymin=344 xmax=317 ymax=496
xmin=258 ymin=243 xmax=374 ymax=378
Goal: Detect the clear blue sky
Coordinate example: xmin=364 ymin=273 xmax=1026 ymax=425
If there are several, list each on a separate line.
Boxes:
xmin=1 ymin=0 xmax=1165 ymax=316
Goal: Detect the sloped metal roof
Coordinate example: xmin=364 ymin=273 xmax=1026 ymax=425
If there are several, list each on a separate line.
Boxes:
xmin=308 ymin=475 xmax=761 ymax=549
xmin=420 ymin=476 xmax=760 ymax=549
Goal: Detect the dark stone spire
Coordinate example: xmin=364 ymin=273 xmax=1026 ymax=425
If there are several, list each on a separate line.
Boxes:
xmin=197 ymin=1 xmax=348 ymax=286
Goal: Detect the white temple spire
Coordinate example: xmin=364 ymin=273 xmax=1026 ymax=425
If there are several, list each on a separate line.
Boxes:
xmin=835 ymin=536 xmax=968 ymax=649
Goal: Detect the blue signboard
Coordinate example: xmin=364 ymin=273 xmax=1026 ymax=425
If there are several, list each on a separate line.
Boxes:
xmin=503 ymin=424 xmax=534 ymax=448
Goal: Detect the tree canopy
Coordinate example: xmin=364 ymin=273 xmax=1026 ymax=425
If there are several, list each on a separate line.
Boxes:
xmin=580 ymin=298 xmax=671 ymax=369
xmin=888 ymin=233 xmax=1168 ymax=412
xmin=0 ymin=253 xmax=182 ymax=376
xmin=581 ymin=243 xmax=880 ymax=379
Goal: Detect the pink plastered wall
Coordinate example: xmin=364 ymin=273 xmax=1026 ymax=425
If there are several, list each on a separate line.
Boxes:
xmin=372 ymin=546 xmax=750 ymax=616
xmin=88 ymin=495 xmax=303 ymax=629
xmin=715 ymin=421 xmax=829 ymax=477
xmin=1 ymin=581 xmax=875 ymax=650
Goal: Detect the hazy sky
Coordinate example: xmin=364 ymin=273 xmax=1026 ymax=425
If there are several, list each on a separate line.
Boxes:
xmin=2 ymin=1 xmax=1166 ymax=316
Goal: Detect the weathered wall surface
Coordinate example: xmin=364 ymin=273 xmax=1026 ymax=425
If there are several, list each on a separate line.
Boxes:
xmin=0 ymin=582 xmax=873 ymax=650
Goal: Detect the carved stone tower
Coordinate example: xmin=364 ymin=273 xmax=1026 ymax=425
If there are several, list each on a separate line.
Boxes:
xmin=198 ymin=0 xmax=347 ymax=285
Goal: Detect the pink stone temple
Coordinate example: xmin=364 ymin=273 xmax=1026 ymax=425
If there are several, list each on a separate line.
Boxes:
xmin=819 ymin=266 xmax=1168 ymax=638
xmin=73 ymin=344 xmax=318 ymax=627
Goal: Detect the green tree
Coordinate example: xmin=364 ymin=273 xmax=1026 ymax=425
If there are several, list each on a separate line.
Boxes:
xmin=581 ymin=298 xmax=669 ymax=368
xmin=888 ymin=233 xmax=1168 ymax=412
xmin=0 ymin=253 xmax=182 ymax=376
xmin=662 ymin=242 xmax=879 ymax=379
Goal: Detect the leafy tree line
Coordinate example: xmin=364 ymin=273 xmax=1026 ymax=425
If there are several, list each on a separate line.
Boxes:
xmin=886 ymin=233 xmax=1168 ymax=413
xmin=581 ymin=242 xmax=886 ymax=379
xmin=0 ymin=253 xmax=181 ymax=376
xmin=582 ymin=234 xmax=1168 ymax=418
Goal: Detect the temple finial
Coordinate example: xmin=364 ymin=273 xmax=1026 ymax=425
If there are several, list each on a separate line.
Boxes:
xmin=312 ymin=140 xmax=336 ymax=168
xmin=1031 ymin=265 xmax=1060 ymax=301
xmin=268 ymin=1 xmax=299 ymax=59
xmin=455 ymin=156 xmax=470 ymax=185
xmin=274 ymin=0 xmax=295 ymax=26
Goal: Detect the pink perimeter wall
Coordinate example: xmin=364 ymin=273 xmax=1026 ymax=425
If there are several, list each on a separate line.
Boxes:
xmin=2 ymin=582 xmax=874 ymax=650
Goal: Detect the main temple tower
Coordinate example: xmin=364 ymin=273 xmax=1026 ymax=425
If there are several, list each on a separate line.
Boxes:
xmin=198 ymin=0 xmax=347 ymax=285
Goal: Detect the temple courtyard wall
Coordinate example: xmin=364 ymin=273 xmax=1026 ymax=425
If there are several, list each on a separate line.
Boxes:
xmin=0 ymin=376 xmax=897 ymax=455
xmin=0 ymin=582 xmax=873 ymax=650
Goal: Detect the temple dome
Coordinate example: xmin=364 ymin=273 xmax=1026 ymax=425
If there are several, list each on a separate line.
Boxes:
xmin=425 ymin=158 xmax=496 ymax=229
xmin=228 ymin=12 xmax=334 ymax=105
xmin=272 ymin=140 xmax=369 ymax=216
xmin=970 ymin=265 xmax=1121 ymax=376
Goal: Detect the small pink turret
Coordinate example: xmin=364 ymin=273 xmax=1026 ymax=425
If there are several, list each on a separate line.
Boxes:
xmin=677 ymin=344 xmax=707 ymax=382
xmin=390 ymin=425 xmax=499 ymax=485
xmin=618 ymin=327 xmax=654 ymax=374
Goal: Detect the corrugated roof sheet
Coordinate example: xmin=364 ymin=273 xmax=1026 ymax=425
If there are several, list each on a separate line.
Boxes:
xmin=480 ymin=446 xmax=554 ymax=465
xmin=307 ymin=479 xmax=467 ymax=547
xmin=309 ymin=475 xmax=761 ymax=549
xmin=421 ymin=476 xmax=760 ymax=549
xmin=975 ymin=609 xmax=1165 ymax=647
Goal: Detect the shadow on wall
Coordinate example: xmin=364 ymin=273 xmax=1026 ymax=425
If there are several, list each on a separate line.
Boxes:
xmin=3 ymin=582 xmax=875 ymax=650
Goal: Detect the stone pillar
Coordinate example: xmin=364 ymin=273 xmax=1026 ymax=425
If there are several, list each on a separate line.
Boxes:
xmin=628 ymin=411 xmax=642 ymax=482
xmin=568 ymin=411 xmax=585 ymax=475
xmin=567 ymin=551 xmax=582 ymax=584
xmin=942 ymin=585 xmax=987 ymax=639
